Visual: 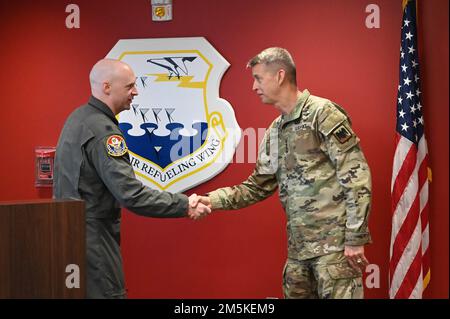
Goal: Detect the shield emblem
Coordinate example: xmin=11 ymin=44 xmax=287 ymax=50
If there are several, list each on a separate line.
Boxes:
xmin=106 ymin=37 xmax=241 ymax=192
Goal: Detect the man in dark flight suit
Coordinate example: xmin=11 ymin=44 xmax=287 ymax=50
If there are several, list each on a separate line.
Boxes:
xmin=53 ymin=59 xmax=210 ymax=298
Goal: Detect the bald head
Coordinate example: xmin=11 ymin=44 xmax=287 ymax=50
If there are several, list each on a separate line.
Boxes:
xmin=89 ymin=59 xmax=130 ymax=94
xmin=89 ymin=59 xmax=138 ymax=114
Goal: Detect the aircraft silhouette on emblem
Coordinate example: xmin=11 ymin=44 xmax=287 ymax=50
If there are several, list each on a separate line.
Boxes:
xmin=147 ymin=56 xmax=197 ymax=79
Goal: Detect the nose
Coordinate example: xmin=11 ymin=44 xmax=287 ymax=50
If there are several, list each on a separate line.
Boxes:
xmin=252 ymin=80 xmax=258 ymax=91
xmin=132 ymin=86 xmax=138 ymax=96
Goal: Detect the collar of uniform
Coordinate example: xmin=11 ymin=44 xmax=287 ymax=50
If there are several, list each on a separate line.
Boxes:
xmin=280 ymin=89 xmax=311 ymax=128
xmin=88 ymin=96 xmax=118 ymax=124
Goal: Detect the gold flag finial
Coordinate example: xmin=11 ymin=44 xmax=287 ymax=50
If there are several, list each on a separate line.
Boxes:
xmin=402 ymin=0 xmax=409 ymax=10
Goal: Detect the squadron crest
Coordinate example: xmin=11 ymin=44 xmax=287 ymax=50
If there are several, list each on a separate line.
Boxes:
xmin=106 ymin=37 xmax=241 ymax=192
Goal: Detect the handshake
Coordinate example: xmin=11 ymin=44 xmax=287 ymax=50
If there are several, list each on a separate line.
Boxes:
xmin=187 ymin=194 xmax=212 ymax=220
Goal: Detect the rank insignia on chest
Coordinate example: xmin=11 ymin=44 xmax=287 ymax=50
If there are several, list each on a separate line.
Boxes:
xmin=106 ymin=135 xmax=128 ymax=157
xmin=332 ymin=124 xmax=352 ymax=144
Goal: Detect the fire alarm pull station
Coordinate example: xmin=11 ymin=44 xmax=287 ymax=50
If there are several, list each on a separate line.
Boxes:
xmin=35 ymin=147 xmax=56 ymax=187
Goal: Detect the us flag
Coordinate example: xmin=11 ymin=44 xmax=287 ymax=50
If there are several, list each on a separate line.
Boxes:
xmin=389 ymin=0 xmax=431 ymax=299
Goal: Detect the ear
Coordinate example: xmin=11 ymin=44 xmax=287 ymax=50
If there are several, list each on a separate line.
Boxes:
xmin=277 ymin=69 xmax=286 ymax=86
xmin=103 ymin=82 xmax=111 ymax=95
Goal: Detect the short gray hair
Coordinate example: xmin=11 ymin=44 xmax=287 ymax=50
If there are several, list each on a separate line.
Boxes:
xmin=247 ymin=47 xmax=297 ymax=85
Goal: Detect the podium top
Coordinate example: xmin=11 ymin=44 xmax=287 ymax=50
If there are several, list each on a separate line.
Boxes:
xmin=0 ymin=198 xmax=84 ymax=206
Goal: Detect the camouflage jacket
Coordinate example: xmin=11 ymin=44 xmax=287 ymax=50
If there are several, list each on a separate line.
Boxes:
xmin=208 ymin=90 xmax=372 ymax=260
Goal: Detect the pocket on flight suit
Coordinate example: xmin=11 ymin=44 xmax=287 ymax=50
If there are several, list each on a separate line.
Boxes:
xmin=326 ymin=262 xmax=363 ymax=299
xmin=102 ymin=265 xmax=126 ymax=299
xmin=87 ymin=218 xmax=126 ymax=299
xmin=101 ymin=219 xmax=126 ymax=299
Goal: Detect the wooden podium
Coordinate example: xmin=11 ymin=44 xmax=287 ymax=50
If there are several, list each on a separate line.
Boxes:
xmin=0 ymin=199 xmax=86 ymax=298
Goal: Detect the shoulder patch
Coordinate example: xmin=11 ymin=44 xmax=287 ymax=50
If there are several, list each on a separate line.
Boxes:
xmin=106 ymin=135 xmax=128 ymax=157
xmin=317 ymin=104 xmax=347 ymax=136
xmin=332 ymin=124 xmax=353 ymax=144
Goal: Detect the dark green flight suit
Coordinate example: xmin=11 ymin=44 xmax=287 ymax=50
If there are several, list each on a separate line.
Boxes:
xmin=53 ymin=96 xmax=189 ymax=298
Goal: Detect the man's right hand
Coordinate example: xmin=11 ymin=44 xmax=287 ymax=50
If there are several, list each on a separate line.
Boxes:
xmin=187 ymin=194 xmax=212 ymax=220
xmin=189 ymin=194 xmax=212 ymax=210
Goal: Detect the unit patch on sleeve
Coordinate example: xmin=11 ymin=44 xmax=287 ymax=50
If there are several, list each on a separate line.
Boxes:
xmin=332 ymin=124 xmax=353 ymax=144
xmin=106 ymin=135 xmax=128 ymax=157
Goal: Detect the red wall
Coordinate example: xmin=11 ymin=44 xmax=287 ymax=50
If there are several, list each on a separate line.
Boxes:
xmin=0 ymin=0 xmax=447 ymax=298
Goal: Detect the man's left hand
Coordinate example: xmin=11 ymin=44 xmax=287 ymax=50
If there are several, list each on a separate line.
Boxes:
xmin=344 ymin=245 xmax=369 ymax=271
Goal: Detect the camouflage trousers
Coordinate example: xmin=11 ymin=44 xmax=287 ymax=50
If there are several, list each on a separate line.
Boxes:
xmin=283 ymin=251 xmax=363 ymax=299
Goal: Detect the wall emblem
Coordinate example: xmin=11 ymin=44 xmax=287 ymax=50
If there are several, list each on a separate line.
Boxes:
xmin=107 ymin=37 xmax=241 ymax=192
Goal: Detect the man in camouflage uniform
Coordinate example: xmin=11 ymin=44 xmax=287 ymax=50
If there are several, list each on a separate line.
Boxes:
xmin=193 ymin=48 xmax=372 ymax=299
